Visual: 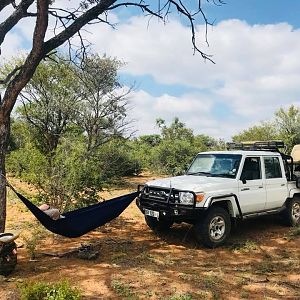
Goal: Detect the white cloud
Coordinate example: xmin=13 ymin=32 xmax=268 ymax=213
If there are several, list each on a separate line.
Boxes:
xmin=128 ymin=89 xmax=237 ymax=138
xmin=1 ymin=32 xmax=24 ymax=59
xmin=86 ymin=17 xmax=300 ymax=136
xmin=2 ymin=7 xmax=300 ymax=139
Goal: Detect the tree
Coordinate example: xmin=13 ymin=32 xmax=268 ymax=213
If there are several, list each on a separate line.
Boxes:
xmin=275 ymin=105 xmax=300 ymax=152
xmin=16 ymin=54 xmax=130 ymax=156
xmin=74 ymin=55 xmax=130 ymax=152
xmin=156 ymin=117 xmax=194 ymax=142
xmin=232 ymin=121 xmax=279 ymax=143
xmin=150 ymin=118 xmax=220 ymax=175
xmin=137 ymin=135 xmax=161 ymax=147
xmin=17 ymin=56 xmax=80 ymax=156
xmin=232 ymin=105 xmax=300 ymax=153
xmin=0 ymin=0 xmax=222 ymax=231
xmin=6 ymin=54 xmax=134 ymax=210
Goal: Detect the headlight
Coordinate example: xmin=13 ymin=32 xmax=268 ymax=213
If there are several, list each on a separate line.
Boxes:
xmin=179 ymin=192 xmax=194 ymax=205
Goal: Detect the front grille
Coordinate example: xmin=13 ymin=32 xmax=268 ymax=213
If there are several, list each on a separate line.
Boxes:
xmin=142 ymin=186 xmax=179 ymax=204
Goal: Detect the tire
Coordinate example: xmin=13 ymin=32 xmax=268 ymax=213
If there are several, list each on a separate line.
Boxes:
xmin=0 ymin=242 xmax=17 ymax=276
xmin=145 ymin=216 xmax=173 ymax=232
xmin=194 ymin=206 xmax=231 ymax=248
xmin=283 ymin=198 xmax=300 ymax=226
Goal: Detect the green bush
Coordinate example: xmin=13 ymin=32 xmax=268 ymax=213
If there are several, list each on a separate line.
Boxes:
xmin=7 ymin=133 xmax=141 ymax=210
xmin=151 ymin=139 xmax=195 ymax=175
xmin=130 ymin=119 xmax=222 ymax=176
xmin=20 ymin=280 xmax=81 ymax=300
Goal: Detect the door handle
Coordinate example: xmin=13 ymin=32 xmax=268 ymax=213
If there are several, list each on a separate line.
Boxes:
xmin=258 ymin=186 xmax=263 ymax=189
xmin=281 ymin=184 xmax=286 ymax=187
xmin=241 ymin=188 xmax=250 ymax=191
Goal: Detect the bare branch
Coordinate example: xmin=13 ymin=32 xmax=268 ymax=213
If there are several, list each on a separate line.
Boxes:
xmin=107 ymin=0 xmax=219 ymax=62
xmin=108 ymin=2 xmax=163 ymax=19
xmin=0 ymin=0 xmax=35 ymax=48
xmin=168 ymin=0 xmax=214 ymax=62
xmin=0 ymin=0 xmax=14 ymax=13
xmin=43 ymin=0 xmax=117 ymax=56
xmin=0 ymin=66 xmax=22 ymax=85
xmin=1 ymin=0 xmax=49 ymax=116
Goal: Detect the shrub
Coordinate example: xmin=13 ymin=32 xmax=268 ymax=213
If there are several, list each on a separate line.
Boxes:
xmin=19 ymin=280 xmax=81 ymax=300
xmin=111 ymin=280 xmax=138 ymax=299
xmin=23 ymin=225 xmax=48 ymax=259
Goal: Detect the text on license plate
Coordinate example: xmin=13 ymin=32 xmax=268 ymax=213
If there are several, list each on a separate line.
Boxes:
xmin=145 ymin=209 xmax=159 ymax=218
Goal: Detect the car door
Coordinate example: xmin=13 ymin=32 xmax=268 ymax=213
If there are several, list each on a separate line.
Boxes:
xmin=263 ymin=156 xmax=288 ymax=210
xmin=238 ymin=156 xmax=266 ymax=213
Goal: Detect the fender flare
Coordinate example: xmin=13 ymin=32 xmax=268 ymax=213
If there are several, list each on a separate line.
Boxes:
xmin=204 ymin=193 xmax=243 ymax=219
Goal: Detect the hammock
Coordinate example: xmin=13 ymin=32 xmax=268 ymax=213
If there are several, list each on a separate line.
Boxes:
xmin=7 ymin=181 xmax=138 ymax=238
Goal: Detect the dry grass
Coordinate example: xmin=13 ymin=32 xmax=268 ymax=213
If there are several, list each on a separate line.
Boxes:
xmin=1 ymin=175 xmax=300 ymax=299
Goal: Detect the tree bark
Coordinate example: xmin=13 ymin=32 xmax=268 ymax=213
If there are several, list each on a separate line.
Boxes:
xmin=0 ymin=112 xmax=10 ymax=232
xmin=0 ymin=0 xmax=49 ymax=233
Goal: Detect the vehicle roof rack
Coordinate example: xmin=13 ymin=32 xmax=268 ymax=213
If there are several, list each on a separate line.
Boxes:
xmin=226 ymin=141 xmax=285 ymax=151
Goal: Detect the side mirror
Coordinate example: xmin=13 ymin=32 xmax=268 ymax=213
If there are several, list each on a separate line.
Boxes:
xmin=240 ymin=176 xmax=247 ymax=184
xmin=296 ymin=177 xmax=300 ymax=188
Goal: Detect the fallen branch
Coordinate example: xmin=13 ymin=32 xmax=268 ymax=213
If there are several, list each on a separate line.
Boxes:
xmin=39 ymin=248 xmax=78 ymax=258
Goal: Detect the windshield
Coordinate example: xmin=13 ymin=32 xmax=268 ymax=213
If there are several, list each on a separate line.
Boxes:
xmin=186 ymin=153 xmax=242 ymax=178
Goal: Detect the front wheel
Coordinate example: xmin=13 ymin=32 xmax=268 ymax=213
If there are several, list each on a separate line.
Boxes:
xmin=145 ymin=216 xmax=173 ymax=232
xmin=194 ymin=206 xmax=231 ymax=248
xmin=283 ymin=198 xmax=300 ymax=226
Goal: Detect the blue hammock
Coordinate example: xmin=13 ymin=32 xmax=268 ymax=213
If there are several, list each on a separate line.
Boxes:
xmin=9 ymin=186 xmax=138 ymax=238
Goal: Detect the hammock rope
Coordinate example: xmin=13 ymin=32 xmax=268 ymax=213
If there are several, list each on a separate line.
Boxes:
xmin=3 ymin=176 xmax=138 ymax=238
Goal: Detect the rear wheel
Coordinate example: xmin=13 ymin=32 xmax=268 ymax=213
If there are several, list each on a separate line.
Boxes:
xmin=195 ymin=206 xmax=231 ymax=248
xmin=145 ymin=216 xmax=173 ymax=232
xmin=283 ymin=198 xmax=300 ymax=226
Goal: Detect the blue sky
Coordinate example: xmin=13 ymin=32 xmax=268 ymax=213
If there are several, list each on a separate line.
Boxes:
xmin=124 ymin=0 xmax=300 ymax=98
xmin=112 ymin=0 xmax=300 ymax=138
xmin=2 ymin=1 xmax=300 ymax=139
xmin=207 ymin=0 xmax=300 ymax=28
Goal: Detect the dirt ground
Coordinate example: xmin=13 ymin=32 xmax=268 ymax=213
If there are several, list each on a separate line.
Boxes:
xmin=1 ymin=174 xmax=300 ymax=300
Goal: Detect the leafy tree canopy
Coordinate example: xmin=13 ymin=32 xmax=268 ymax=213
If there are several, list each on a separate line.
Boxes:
xmin=232 ymin=105 xmax=300 ymax=153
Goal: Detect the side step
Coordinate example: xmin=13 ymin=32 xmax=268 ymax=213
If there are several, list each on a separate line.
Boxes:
xmin=243 ymin=207 xmax=285 ymax=219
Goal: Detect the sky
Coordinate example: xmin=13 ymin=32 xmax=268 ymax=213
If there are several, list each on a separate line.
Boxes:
xmin=1 ymin=0 xmax=300 ymax=140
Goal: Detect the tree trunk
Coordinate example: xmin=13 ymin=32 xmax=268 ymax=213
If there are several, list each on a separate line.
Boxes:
xmin=0 ymin=113 xmax=9 ymax=233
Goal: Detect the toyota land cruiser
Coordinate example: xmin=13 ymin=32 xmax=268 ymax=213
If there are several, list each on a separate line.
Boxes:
xmin=136 ymin=141 xmax=300 ymax=248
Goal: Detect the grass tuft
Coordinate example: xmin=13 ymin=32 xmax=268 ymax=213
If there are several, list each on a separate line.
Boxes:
xmin=111 ymin=280 xmax=138 ymax=300
xmin=285 ymin=226 xmax=300 ymax=241
xmin=230 ymin=240 xmax=258 ymax=252
xmin=19 ymin=280 xmax=81 ymax=300
xmin=167 ymin=294 xmax=193 ymax=300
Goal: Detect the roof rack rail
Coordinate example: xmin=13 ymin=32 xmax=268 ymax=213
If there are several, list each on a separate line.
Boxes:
xmin=226 ymin=141 xmax=285 ymax=151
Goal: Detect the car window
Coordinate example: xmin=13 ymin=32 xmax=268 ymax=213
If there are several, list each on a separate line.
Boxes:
xmin=187 ymin=154 xmax=242 ymax=178
xmin=240 ymin=157 xmax=261 ymax=180
xmin=264 ymin=157 xmax=282 ymax=179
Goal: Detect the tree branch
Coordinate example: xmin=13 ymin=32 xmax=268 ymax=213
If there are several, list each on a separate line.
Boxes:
xmin=43 ymin=0 xmax=117 ymax=56
xmin=1 ymin=0 xmax=49 ymax=117
xmin=0 ymin=66 xmax=22 ymax=85
xmin=0 ymin=0 xmax=35 ymax=48
xmin=1 ymin=0 xmax=223 ymax=117
xmin=107 ymin=2 xmax=163 ymax=19
xmin=0 ymin=0 xmax=14 ymax=13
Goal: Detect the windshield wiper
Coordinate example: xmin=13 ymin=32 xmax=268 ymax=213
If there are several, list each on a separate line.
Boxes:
xmin=210 ymin=173 xmax=234 ymax=178
xmin=186 ymin=171 xmax=212 ymax=176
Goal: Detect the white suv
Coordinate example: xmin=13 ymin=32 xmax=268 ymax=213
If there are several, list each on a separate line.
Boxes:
xmin=136 ymin=141 xmax=300 ymax=248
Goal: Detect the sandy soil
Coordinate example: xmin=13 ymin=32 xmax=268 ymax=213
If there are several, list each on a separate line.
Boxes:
xmin=1 ymin=174 xmax=300 ymax=300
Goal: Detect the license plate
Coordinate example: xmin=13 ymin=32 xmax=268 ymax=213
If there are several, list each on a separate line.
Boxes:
xmin=145 ymin=209 xmax=159 ymax=218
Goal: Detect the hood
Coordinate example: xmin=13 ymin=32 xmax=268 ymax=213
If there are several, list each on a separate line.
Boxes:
xmin=146 ymin=175 xmax=237 ymax=193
